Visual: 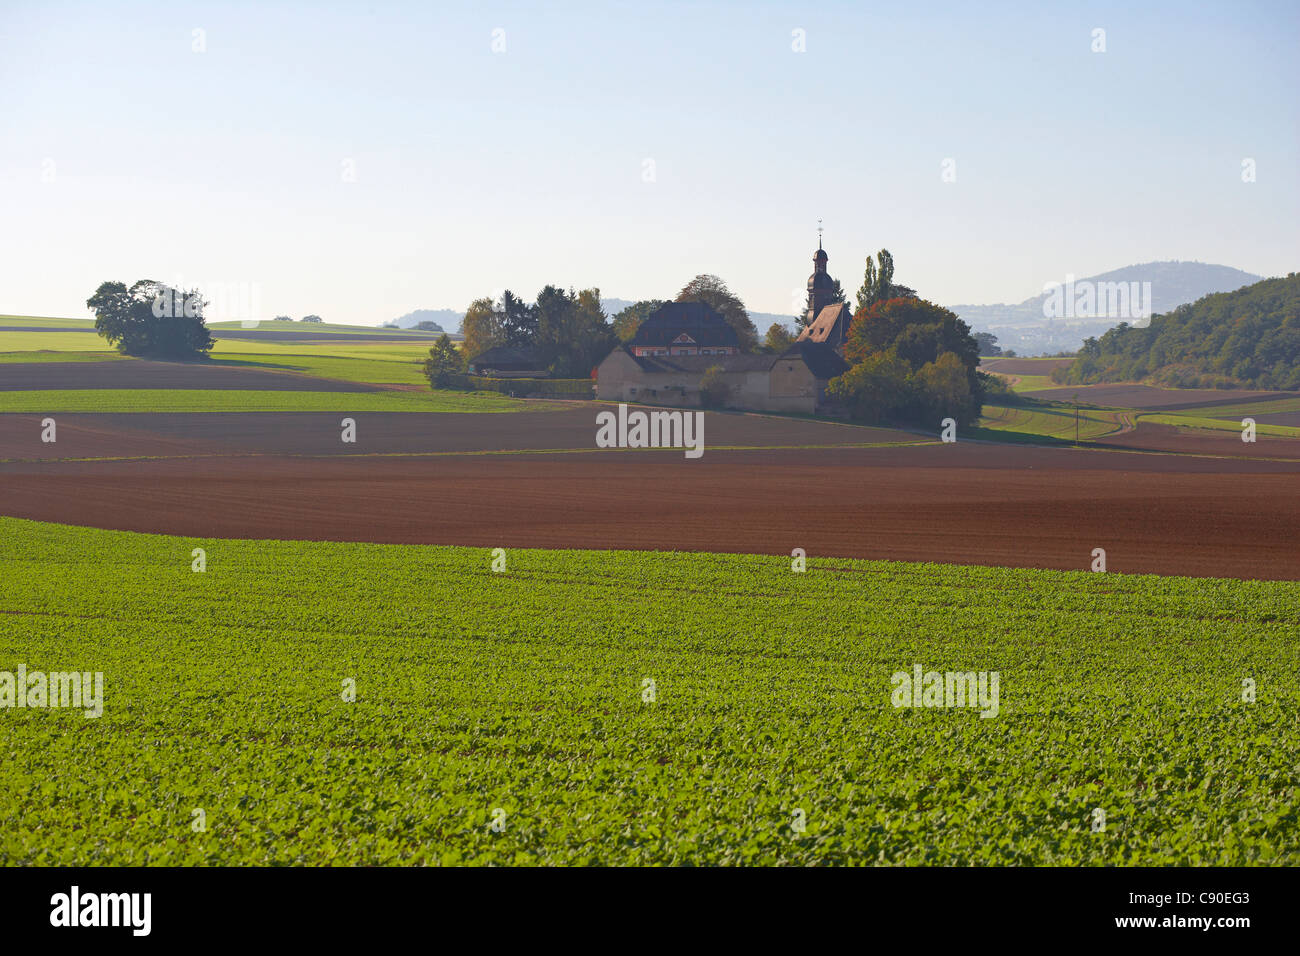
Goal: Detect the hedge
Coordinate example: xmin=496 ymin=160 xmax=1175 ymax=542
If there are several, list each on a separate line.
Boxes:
xmin=437 ymin=373 xmax=594 ymax=398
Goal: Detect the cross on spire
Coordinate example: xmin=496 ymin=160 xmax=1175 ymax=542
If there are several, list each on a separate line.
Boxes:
xmin=817 ymin=219 xmax=823 ymax=249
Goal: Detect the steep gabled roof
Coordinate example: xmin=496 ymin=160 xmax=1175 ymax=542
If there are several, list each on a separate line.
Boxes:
xmin=796 ymin=302 xmax=853 ymax=344
xmin=631 ymin=302 xmax=740 ymax=348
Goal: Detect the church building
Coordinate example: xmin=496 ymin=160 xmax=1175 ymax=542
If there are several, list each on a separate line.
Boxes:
xmin=594 ymin=234 xmax=851 ymax=414
xmin=795 ymin=238 xmax=854 ymax=349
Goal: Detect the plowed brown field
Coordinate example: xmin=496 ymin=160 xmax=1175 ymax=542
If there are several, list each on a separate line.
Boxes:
xmin=1 ymin=408 xmax=1297 ymax=579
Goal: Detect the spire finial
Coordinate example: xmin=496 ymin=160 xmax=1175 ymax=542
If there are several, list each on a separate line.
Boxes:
xmin=817 ymin=219 xmax=823 ymax=249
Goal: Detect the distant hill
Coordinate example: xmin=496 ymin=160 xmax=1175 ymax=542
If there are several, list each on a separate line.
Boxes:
xmin=953 ymin=261 xmax=1264 ymax=356
xmin=388 ymin=308 xmax=462 ymax=331
xmin=1050 ymin=272 xmax=1300 ymax=390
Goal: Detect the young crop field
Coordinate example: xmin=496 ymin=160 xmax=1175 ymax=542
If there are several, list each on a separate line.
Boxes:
xmin=1159 ymin=396 xmax=1300 ymax=422
xmin=976 ymin=403 xmax=1130 ymax=441
xmin=1142 ymin=413 xmax=1300 ymax=440
xmin=0 ymin=315 xmax=94 ymax=328
xmin=206 ymin=320 xmax=440 ymax=336
xmin=0 ymin=351 xmax=131 ymax=365
xmin=0 ymin=388 xmax=534 ymax=414
xmin=0 ymin=330 xmax=113 ymax=353
xmin=0 ymin=324 xmax=440 ymax=386
xmin=208 ymin=341 xmax=437 ymax=385
xmin=0 ymin=516 xmax=1294 ymax=866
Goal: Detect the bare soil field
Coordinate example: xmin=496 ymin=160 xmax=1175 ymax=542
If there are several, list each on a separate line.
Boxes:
xmin=1254 ymin=409 xmax=1300 ymax=427
xmin=0 ymin=360 xmax=378 ymax=391
xmin=1026 ymin=384 xmax=1299 ymax=410
xmin=1 ymin=430 xmax=1296 ymax=578
xmin=979 ymin=358 xmax=1074 ymax=375
xmin=0 ymin=407 xmax=912 ymax=461
xmin=1091 ymin=422 xmax=1300 ymax=460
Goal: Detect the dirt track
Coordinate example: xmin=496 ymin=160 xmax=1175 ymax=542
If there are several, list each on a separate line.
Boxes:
xmin=1 ymin=413 xmax=1297 ymax=578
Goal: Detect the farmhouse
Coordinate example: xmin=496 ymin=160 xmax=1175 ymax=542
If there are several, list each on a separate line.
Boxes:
xmin=628 ymin=302 xmax=740 ymax=357
xmin=595 ymin=339 xmax=846 ymax=414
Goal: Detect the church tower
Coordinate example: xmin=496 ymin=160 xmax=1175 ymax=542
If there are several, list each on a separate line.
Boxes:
xmin=805 ymin=233 xmax=836 ymax=324
xmin=796 ymin=223 xmax=854 ymax=349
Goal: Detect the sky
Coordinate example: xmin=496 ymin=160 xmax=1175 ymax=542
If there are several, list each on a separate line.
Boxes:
xmin=1 ymin=0 xmax=1296 ymax=325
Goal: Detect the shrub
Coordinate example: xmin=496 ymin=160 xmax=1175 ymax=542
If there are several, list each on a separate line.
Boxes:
xmin=699 ymin=365 xmax=730 ymax=408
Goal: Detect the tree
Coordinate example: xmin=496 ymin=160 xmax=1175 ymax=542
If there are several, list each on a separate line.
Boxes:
xmin=855 ymin=249 xmax=916 ymax=310
xmin=914 ymin=351 xmax=976 ymax=424
xmin=499 ymin=290 xmax=536 ymax=347
xmin=87 ymin=280 xmax=214 ymax=358
xmin=830 ymin=297 xmax=984 ymax=426
xmin=676 ymin=275 xmax=759 ymax=352
xmin=272 ymin=315 xmax=292 ymax=322
xmin=414 ymin=320 xmax=443 ymax=332
xmin=825 ymin=349 xmax=913 ymax=424
xmin=566 ymin=287 xmax=616 ymax=378
xmin=529 ymin=285 xmax=616 ymax=377
xmin=699 ymin=364 xmax=730 ymax=408
xmin=423 ymin=334 xmax=462 ymax=388
xmin=611 ymin=299 xmax=666 ymax=343
xmin=461 ymin=297 xmax=503 ymax=360
xmin=300 ymin=314 xmax=323 ymax=323
xmin=764 ymin=323 xmax=794 ymax=353
xmin=972 ymin=331 xmax=1001 ymax=356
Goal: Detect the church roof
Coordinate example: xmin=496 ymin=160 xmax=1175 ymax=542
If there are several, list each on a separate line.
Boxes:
xmin=631 ymin=302 xmax=739 ymax=348
xmin=796 ymin=302 xmax=853 ymax=344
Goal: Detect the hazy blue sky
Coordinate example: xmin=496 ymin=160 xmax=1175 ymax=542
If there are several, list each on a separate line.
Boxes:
xmin=2 ymin=0 xmax=1296 ymax=325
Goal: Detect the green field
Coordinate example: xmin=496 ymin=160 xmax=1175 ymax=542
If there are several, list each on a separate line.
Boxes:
xmin=1143 ymin=413 xmax=1300 ymax=440
xmin=976 ymin=404 xmax=1131 ymax=442
xmin=0 ymin=388 xmax=531 ymax=413
xmin=978 ymin=399 xmax=1300 ymax=444
xmin=0 ymin=323 xmax=440 ymax=385
xmin=0 ymin=516 xmax=1294 ymax=865
xmin=209 ymin=340 xmax=438 ymax=384
xmin=0 ymin=315 xmax=94 ymax=328
xmin=0 ymin=330 xmax=113 ymax=353
xmin=207 ymin=320 xmax=443 ymax=337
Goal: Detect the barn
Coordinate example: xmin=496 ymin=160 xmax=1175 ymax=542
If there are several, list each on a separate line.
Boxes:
xmin=595 ymin=340 xmax=847 ymax=414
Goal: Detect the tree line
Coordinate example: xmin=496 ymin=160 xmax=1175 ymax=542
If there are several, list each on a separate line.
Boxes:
xmin=447 ymin=274 xmax=767 ymax=386
xmin=1050 ymin=273 xmax=1300 ymax=390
